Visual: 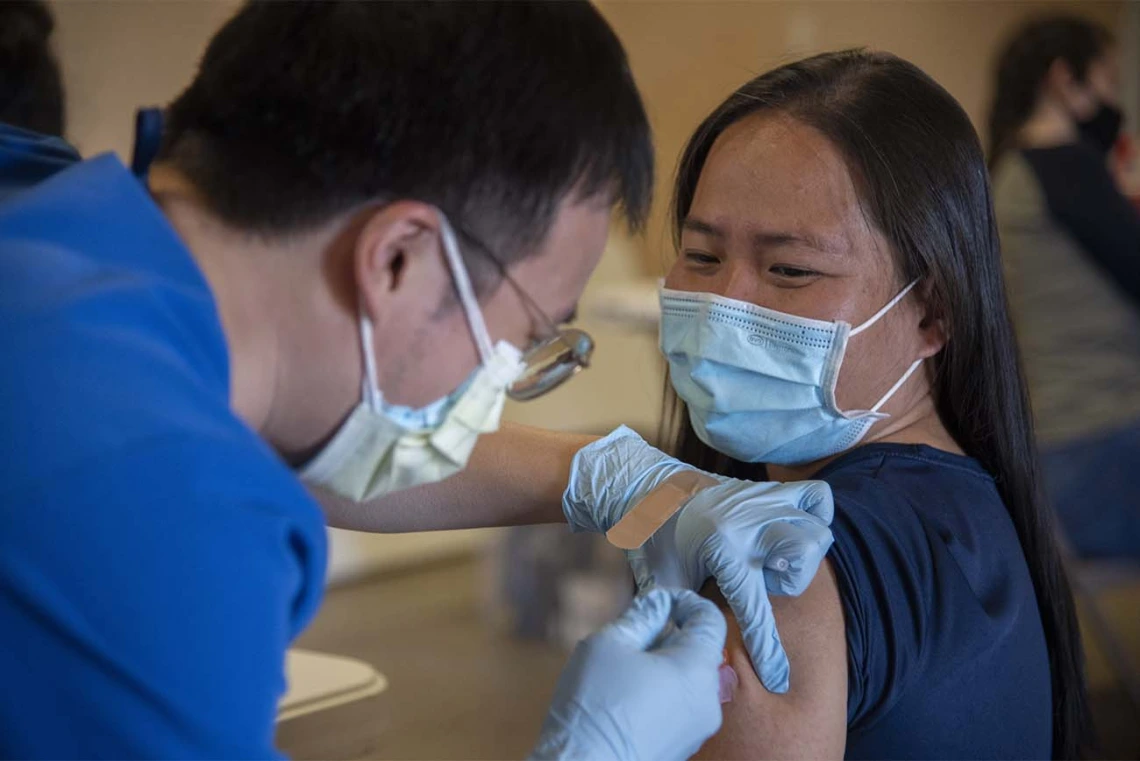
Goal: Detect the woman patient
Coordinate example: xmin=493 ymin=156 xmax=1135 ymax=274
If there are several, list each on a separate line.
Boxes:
xmin=659 ymin=51 xmax=1087 ymax=759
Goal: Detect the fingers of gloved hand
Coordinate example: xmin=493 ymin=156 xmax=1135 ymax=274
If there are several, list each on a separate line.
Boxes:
xmin=599 ymin=587 xmax=676 ymax=651
xmin=626 ymin=549 xmax=656 ymax=592
xmin=563 ymin=426 xmax=690 ymax=534
xmin=676 ymin=482 xmax=833 ymax=577
xmin=679 ymin=482 xmax=809 ymax=546
xmin=626 ymin=511 xmax=692 ymax=592
xmin=792 ymin=480 xmax=835 ymax=524
xmin=655 ymin=589 xmax=728 ymax=666
xmin=562 ymin=426 xmax=643 ymax=533
xmin=704 ymin=545 xmax=791 ymax=694
xmin=759 ymin=519 xmax=835 ymax=596
xmin=652 ymin=590 xmax=728 ymax=758
xmin=531 ymin=587 xmax=728 ymax=761
xmin=720 ymin=479 xmax=834 ymax=525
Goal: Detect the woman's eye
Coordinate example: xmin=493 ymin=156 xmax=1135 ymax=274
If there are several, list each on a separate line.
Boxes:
xmin=769 ymin=265 xmax=820 ymax=278
xmin=684 ymin=251 xmax=720 ymax=266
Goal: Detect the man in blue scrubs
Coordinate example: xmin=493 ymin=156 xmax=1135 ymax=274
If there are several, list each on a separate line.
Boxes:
xmin=0 ymin=2 xmax=833 ymax=757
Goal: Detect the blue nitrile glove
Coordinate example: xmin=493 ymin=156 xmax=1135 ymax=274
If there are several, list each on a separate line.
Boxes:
xmin=529 ymin=588 xmax=726 ymax=761
xmin=563 ymin=425 xmax=834 ymax=694
xmin=668 ymin=480 xmax=832 ymax=693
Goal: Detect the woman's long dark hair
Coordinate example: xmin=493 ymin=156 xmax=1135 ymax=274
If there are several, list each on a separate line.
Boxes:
xmin=987 ymin=15 xmax=1114 ymax=170
xmin=663 ymin=50 xmax=1088 ymax=759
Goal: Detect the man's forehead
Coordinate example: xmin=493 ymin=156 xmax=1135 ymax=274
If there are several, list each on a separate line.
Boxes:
xmin=508 ymin=199 xmax=609 ymax=316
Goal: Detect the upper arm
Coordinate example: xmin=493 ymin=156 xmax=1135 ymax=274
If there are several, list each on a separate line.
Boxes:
xmin=692 ymin=478 xmax=947 ymax=760
xmin=696 ymin=560 xmax=848 ymax=760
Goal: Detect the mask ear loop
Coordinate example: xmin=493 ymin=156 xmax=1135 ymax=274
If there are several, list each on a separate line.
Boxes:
xmin=357 ymin=210 xmax=495 ymax=411
xmin=359 ymin=313 xmax=384 ymax=410
xmin=849 ymin=280 xmax=919 ymax=336
xmin=870 ymin=358 xmax=924 ymax=412
xmin=847 ymin=279 xmax=924 ymax=413
xmin=436 ymin=210 xmax=496 ymax=365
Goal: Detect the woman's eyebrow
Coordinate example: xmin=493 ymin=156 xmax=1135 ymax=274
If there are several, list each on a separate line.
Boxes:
xmin=681 ymin=217 xmax=724 ymax=238
xmin=683 ymin=216 xmax=841 ymax=255
xmin=752 ymin=230 xmax=843 ymax=255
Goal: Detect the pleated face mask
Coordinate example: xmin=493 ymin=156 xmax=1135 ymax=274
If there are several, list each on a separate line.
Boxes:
xmin=660 ymin=281 xmax=920 ymax=466
xmin=300 ymin=212 xmax=525 ymax=501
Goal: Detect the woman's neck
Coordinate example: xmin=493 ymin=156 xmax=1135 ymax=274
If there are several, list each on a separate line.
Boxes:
xmin=765 ymin=388 xmax=961 ymax=483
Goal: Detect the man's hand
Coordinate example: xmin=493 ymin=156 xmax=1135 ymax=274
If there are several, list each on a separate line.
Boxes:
xmin=562 ymin=426 xmax=834 ymax=693
xmin=530 ymin=589 xmax=727 ymax=761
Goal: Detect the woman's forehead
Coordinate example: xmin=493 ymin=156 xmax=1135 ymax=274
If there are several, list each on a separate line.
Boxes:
xmin=689 ymin=112 xmax=877 ymax=253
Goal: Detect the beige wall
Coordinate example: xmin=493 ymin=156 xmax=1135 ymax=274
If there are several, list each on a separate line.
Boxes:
xmin=597 ymin=0 xmax=1123 ymax=274
xmin=1123 ymin=3 xmax=1140 ymax=129
xmin=50 ymin=0 xmax=1124 ymax=227
xmin=51 ymin=0 xmax=238 ymax=159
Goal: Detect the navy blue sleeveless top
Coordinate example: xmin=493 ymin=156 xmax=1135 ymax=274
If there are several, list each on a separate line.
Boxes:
xmin=818 ymin=444 xmax=1052 ymax=759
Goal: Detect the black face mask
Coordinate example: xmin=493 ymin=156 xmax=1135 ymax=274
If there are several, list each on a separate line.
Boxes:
xmin=1078 ymin=102 xmax=1124 ymax=154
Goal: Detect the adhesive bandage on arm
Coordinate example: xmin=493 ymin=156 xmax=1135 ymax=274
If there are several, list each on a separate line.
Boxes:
xmin=606 ymin=472 xmax=794 ymax=576
xmin=606 ymin=471 xmax=719 ymax=550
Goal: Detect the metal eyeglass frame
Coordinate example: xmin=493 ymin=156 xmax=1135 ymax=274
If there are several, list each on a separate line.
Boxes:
xmin=450 ymin=223 xmax=594 ymax=402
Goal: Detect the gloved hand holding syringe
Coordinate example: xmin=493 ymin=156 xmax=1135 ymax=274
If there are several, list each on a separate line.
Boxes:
xmin=531 ymin=426 xmax=835 ymax=761
xmin=564 ymin=425 xmax=834 ymax=692
xmin=605 ymin=469 xmax=806 ymax=701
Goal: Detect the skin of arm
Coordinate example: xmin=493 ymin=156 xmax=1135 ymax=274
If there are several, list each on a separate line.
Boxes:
xmin=315 ymin=422 xmax=598 ymax=532
xmin=696 ymin=561 xmax=848 ymax=761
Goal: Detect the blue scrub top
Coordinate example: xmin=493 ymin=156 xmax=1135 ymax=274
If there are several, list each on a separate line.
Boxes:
xmin=0 ymin=125 xmax=328 ymax=757
xmin=821 ymin=443 xmax=1053 ymax=759
xmin=0 ymin=123 xmax=81 ymax=202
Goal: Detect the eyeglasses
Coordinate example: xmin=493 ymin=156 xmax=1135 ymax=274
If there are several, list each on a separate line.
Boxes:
xmin=451 ymin=223 xmax=594 ymax=402
xmin=509 ymin=320 xmax=594 ymax=402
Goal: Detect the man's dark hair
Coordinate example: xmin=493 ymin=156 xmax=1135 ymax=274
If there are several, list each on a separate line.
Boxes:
xmin=0 ymin=0 xmax=65 ymax=136
xmin=160 ymin=0 xmax=653 ymax=289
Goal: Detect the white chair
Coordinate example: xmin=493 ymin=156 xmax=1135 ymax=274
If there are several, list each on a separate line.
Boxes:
xmin=277 ymin=649 xmax=388 ymax=723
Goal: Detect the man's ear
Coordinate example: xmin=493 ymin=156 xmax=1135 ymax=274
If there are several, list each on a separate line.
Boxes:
xmin=353 ymin=201 xmax=447 ymax=329
xmin=915 ymin=281 xmax=948 ymax=360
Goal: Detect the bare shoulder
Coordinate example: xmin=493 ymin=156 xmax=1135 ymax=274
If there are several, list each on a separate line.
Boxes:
xmin=696 ymin=560 xmax=848 ymax=760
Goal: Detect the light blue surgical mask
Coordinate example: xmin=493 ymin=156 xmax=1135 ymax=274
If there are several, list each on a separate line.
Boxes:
xmin=660 ymin=281 xmax=921 ymax=466
xmin=378 ymin=372 xmax=476 ymax=431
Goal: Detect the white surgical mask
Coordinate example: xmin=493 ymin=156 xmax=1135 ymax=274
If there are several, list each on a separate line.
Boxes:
xmin=300 ymin=213 xmax=525 ymax=500
xmin=660 ymin=281 xmax=921 ymax=466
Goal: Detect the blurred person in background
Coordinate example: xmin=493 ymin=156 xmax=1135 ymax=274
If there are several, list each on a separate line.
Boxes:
xmin=0 ymin=0 xmax=76 ymax=201
xmin=989 ymin=16 xmax=1140 ymax=562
